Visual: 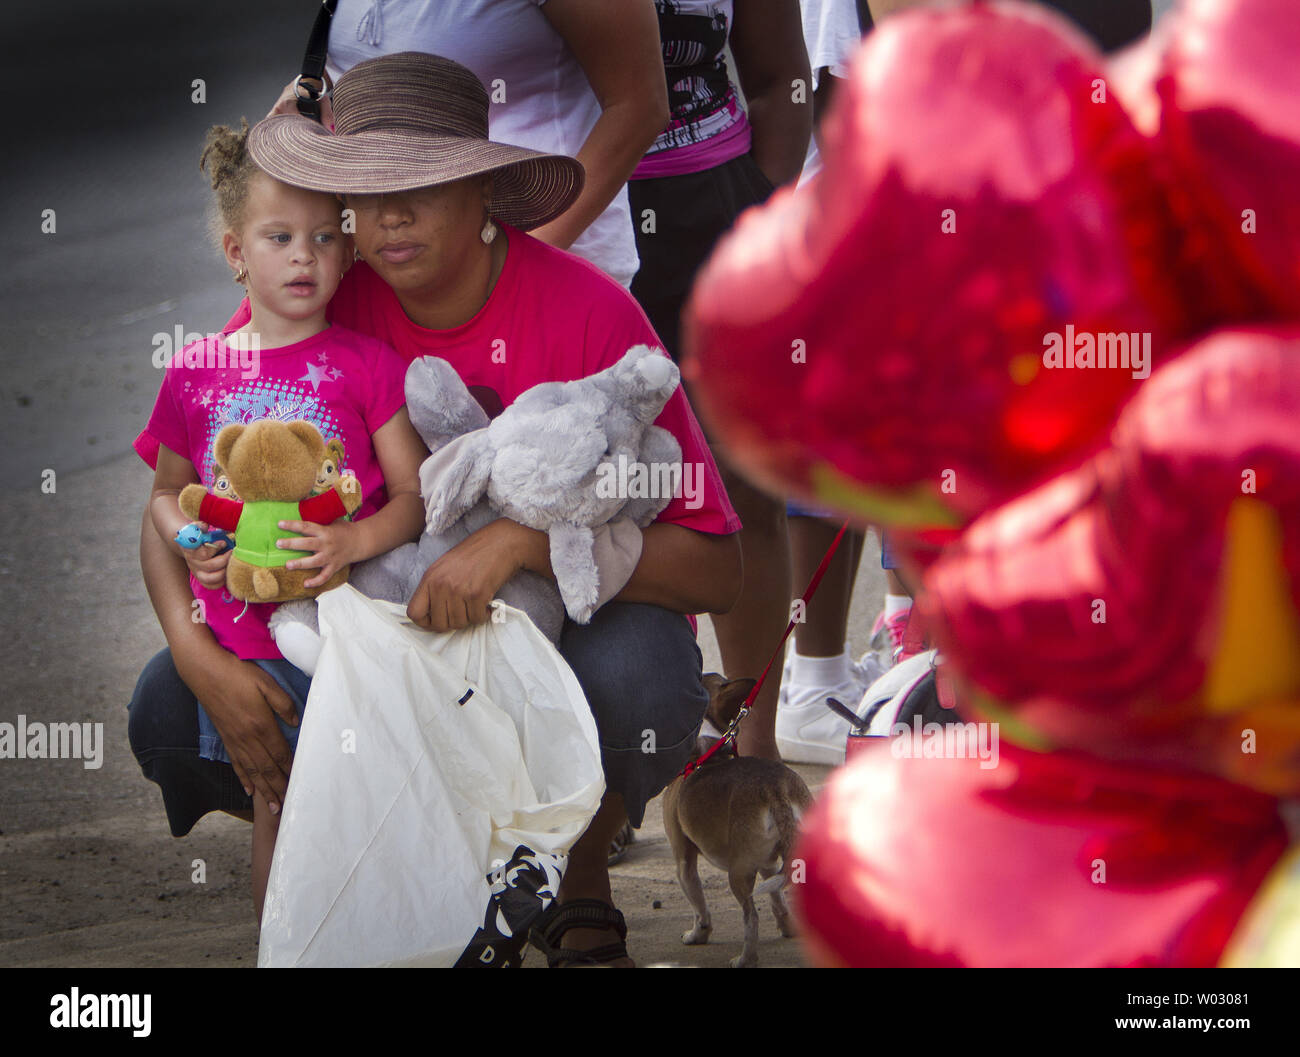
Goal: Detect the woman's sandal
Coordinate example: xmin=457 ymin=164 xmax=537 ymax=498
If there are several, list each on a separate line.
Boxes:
xmin=529 ymin=898 xmax=630 ymax=967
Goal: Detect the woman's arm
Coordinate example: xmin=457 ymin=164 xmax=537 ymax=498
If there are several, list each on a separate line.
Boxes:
xmin=730 ymin=0 xmax=814 ymax=188
xmin=529 ymin=0 xmax=669 ymax=251
xmin=142 ymin=447 xmax=302 ymax=811
xmin=406 ymin=517 xmax=742 ymax=632
xmin=609 ymin=523 xmax=742 ymax=614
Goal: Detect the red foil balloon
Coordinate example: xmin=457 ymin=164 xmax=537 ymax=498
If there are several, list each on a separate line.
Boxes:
xmin=793 ymin=739 xmax=1288 ymax=967
xmin=921 ymin=326 xmax=1300 ymax=794
xmin=684 ymin=1 xmax=1188 ymax=532
xmin=1156 ymin=0 xmax=1300 ymax=318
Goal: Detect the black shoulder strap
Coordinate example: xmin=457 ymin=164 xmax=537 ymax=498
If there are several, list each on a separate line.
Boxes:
xmin=855 ymin=0 xmax=874 ymax=35
xmin=296 ymin=0 xmax=339 ymax=121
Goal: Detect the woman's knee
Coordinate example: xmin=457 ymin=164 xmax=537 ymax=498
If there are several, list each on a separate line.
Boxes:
xmin=127 ymin=649 xmax=199 ymax=760
xmin=559 ymin=602 xmax=708 ymax=752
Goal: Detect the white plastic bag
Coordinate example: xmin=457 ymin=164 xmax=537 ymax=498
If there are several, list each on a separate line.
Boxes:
xmin=257 ymin=585 xmax=604 ymax=968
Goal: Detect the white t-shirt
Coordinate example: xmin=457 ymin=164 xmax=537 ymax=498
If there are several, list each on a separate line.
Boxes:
xmin=325 ymin=0 xmax=640 ymax=287
xmin=798 ymin=0 xmax=861 ymax=185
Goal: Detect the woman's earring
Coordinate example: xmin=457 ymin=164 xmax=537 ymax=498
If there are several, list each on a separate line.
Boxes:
xmin=354 ymin=248 xmax=362 ymax=261
xmin=480 ymin=218 xmax=498 ymax=245
xmin=233 ymin=264 xmax=248 ymax=284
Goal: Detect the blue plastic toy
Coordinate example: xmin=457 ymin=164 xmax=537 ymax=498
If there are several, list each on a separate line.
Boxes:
xmin=175 ymin=523 xmax=234 ymax=551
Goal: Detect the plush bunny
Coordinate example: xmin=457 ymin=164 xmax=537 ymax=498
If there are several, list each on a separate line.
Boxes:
xmin=269 ymin=345 xmax=682 ymax=673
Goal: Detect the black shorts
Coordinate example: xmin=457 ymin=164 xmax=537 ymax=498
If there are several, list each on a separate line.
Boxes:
xmin=628 ymin=151 xmax=776 ymax=363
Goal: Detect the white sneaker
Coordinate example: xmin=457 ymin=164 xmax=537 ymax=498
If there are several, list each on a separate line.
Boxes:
xmin=851 ymin=651 xmax=888 ymax=691
xmin=776 ymin=678 xmax=866 ymax=766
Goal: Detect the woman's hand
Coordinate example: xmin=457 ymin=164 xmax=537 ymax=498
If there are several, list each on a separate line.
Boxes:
xmin=266 ymin=78 xmax=334 ymax=127
xmin=407 ymin=519 xmax=550 ymax=632
xmin=174 ymin=643 xmax=299 ymax=813
xmin=277 ymin=518 xmax=363 ymax=589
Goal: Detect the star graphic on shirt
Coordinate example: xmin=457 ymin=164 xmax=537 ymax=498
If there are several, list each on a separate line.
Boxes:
xmin=319 ymin=351 xmax=330 ymax=364
xmin=299 ymin=362 xmax=330 ymax=392
xmin=198 ymin=390 xmax=213 ymax=407
xmin=329 ymin=367 xmax=345 ymax=380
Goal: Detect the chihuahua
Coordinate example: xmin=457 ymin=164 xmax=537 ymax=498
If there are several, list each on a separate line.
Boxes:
xmin=662 ymin=674 xmax=815 ymax=968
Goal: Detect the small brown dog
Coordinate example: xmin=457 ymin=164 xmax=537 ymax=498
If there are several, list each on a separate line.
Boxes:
xmin=662 ymin=674 xmax=814 ymax=968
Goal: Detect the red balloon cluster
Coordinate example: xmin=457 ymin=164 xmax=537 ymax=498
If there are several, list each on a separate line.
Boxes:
xmin=684 ymin=1 xmax=1191 ymax=532
xmin=683 ymin=0 xmax=1300 ymax=966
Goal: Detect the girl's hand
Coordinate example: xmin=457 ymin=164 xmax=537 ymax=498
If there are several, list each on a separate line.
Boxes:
xmin=407 ymin=519 xmax=548 ymax=632
xmin=277 ymin=518 xmax=362 ymax=589
xmin=176 ymin=526 xmax=232 ymax=590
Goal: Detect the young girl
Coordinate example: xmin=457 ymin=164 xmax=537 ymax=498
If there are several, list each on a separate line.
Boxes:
xmin=133 ymin=121 xmax=427 ymax=921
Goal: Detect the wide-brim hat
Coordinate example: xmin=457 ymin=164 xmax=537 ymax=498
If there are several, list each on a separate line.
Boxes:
xmin=247 ymin=51 xmax=584 ymax=231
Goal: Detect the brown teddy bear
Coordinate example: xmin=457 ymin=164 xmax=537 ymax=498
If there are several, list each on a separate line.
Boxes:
xmin=180 ymin=420 xmax=362 ymax=604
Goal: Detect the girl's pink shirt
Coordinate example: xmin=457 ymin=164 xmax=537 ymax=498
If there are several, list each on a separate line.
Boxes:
xmin=136 ymin=325 xmax=409 ymax=658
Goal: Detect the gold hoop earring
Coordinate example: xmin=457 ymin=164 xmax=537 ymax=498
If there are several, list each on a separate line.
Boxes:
xmin=233 ymin=265 xmax=248 ymax=284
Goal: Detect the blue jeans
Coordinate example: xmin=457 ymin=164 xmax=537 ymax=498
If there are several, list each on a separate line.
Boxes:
xmin=128 ymin=602 xmax=708 ymax=835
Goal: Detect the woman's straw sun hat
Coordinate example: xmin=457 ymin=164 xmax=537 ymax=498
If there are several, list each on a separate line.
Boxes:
xmin=248 ymin=51 xmax=584 ymax=231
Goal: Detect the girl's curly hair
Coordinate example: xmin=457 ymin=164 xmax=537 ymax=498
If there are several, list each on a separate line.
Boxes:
xmin=198 ymin=119 xmax=260 ymax=246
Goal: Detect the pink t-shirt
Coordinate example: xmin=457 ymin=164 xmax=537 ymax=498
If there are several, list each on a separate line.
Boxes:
xmin=135 ymin=325 xmax=409 ymax=659
xmin=224 ymin=228 xmax=741 ymax=538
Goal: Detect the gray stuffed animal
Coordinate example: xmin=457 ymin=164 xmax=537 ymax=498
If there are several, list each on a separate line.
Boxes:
xmin=269 ymin=345 xmax=682 ymax=673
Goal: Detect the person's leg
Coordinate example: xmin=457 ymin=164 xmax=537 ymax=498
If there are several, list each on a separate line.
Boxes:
xmin=777 ymin=513 xmax=871 ymax=764
xmin=554 ymin=601 xmax=709 ymax=964
xmin=789 ymin=514 xmax=863 ymax=657
xmin=127 ymin=649 xmax=254 ymax=835
xmin=252 ymin=793 xmax=281 ymax=924
xmin=630 ymin=158 xmax=790 ymax=760
xmin=244 ymin=659 xmax=311 ymax=923
xmin=712 ymin=461 xmax=791 ymax=760
xmin=876 ymin=529 xmax=917 ymax=661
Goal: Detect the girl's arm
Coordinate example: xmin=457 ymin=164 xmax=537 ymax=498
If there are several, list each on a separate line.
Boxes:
xmin=527 ymin=0 xmax=669 ymax=251
xmin=731 ymin=0 xmax=814 ymax=188
xmin=278 ymin=407 xmax=428 ymax=587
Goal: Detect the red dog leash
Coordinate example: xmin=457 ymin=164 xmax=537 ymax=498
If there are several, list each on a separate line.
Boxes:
xmin=681 ymin=519 xmax=851 ymax=777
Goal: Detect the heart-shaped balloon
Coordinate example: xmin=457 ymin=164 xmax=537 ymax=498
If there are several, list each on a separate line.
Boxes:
xmin=1107 ymin=0 xmax=1298 ymax=330
xmin=921 ymin=325 xmax=1300 ymax=794
xmin=792 ymin=738 xmax=1288 ymax=967
xmin=684 ymin=1 xmax=1190 ymax=533
xmin=1155 ymin=0 xmax=1300 ymax=319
